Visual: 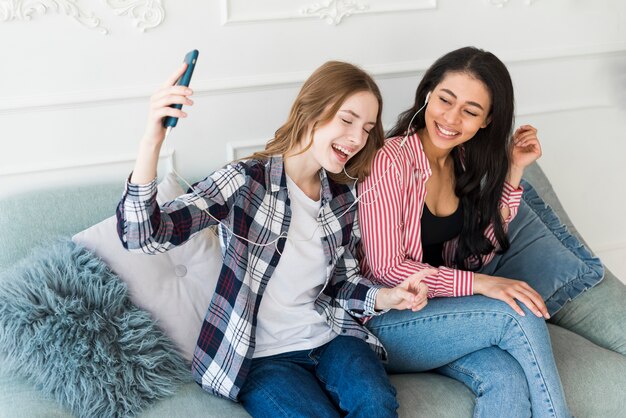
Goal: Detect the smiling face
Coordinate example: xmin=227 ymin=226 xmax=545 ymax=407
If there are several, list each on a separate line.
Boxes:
xmin=421 ymin=71 xmax=492 ymax=153
xmin=305 ymin=90 xmax=379 ymax=174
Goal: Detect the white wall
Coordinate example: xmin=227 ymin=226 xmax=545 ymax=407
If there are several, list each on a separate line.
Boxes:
xmin=1 ymin=0 xmax=625 ymax=280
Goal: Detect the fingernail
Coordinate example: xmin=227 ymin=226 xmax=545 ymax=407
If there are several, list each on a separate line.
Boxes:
xmin=519 ymin=311 xmax=525 ymax=316
xmin=545 ymin=313 xmax=551 ymax=319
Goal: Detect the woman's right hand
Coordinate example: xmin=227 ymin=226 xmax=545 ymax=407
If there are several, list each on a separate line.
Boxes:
xmin=474 ymin=273 xmax=550 ymax=319
xmin=143 ymin=62 xmax=195 ymax=146
xmin=375 ymin=269 xmax=435 ymax=312
xmin=131 ymin=63 xmax=194 ymax=184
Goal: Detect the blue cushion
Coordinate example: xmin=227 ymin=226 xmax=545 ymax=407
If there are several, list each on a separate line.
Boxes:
xmin=479 ymin=179 xmax=605 ymax=315
xmin=0 ymin=239 xmax=191 ymax=418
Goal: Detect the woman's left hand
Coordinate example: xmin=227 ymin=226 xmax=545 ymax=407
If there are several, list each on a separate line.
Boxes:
xmin=474 ymin=273 xmax=550 ymax=319
xmin=511 ymin=124 xmax=542 ymax=171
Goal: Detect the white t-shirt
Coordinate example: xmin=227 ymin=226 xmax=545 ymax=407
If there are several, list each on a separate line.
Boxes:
xmin=253 ymin=175 xmax=337 ymax=358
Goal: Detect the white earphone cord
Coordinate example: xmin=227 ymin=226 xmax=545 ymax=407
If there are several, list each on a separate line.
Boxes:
xmin=162 ymin=94 xmax=427 ymax=253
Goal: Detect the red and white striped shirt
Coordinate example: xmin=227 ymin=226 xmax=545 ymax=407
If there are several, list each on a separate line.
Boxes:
xmin=358 ymin=132 xmax=523 ymax=298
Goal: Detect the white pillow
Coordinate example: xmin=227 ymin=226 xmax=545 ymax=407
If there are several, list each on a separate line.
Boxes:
xmin=73 ymin=172 xmax=221 ymax=363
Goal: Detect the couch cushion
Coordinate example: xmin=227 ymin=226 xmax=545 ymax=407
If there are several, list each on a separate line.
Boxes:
xmin=479 ymin=179 xmax=604 ymax=315
xmin=548 ymin=323 xmax=626 ymax=417
xmin=0 ymin=182 xmax=123 ymax=272
xmin=523 ymin=163 xmax=626 ymax=356
xmin=550 ymin=271 xmax=626 ymax=356
xmin=73 ymin=172 xmax=221 ymax=363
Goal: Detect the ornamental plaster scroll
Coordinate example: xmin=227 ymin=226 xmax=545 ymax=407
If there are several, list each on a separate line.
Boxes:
xmin=301 ymin=0 xmax=369 ymax=25
xmin=0 ymin=0 xmax=165 ymax=34
xmin=0 ymin=0 xmax=108 ymax=33
xmin=104 ymin=0 xmax=164 ymax=32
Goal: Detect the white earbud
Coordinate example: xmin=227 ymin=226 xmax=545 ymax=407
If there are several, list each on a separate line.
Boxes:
xmin=400 ymin=91 xmax=432 ymax=148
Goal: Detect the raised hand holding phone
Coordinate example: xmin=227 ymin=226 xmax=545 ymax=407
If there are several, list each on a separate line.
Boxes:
xmin=163 ymin=49 xmax=199 ymax=138
xmin=131 ymin=50 xmax=198 ymax=184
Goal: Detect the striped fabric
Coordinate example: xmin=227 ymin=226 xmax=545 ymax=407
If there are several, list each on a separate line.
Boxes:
xmin=358 ymin=132 xmax=523 ymax=297
xmin=116 ymin=156 xmax=386 ymax=401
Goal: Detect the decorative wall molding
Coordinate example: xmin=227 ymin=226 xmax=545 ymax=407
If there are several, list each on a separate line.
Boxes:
xmin=0 ymin=0 xmax=108 ymax=34
xmin=0 ymin=0 xmax=165 ymax=33
xmin=104 ymin=0 xmax=164 ymax=32
xmin=226 ymin=139 xmax=268 ymax=161
xmin=221 ymin=0 xmax=437 ymax=25
xmin=301 ymin=0 xmax=369 ymax=25
xmin=1 ymin=42 xmax=625 ymax=115
xmin=0 ymin=149 xmax=174 ymax=177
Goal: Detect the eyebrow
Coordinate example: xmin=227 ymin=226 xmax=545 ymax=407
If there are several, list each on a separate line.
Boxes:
xmin=440 ymin=89 xmax=485 ymax=111
xmin=339 ymin=109 xmax=376 ymax=126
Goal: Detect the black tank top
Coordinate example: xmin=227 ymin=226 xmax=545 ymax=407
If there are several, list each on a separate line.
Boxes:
xmin=420 ymin=202 xmax=463 ymax=267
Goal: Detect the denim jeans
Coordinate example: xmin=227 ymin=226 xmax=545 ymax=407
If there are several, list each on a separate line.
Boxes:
xmin=366 ymin=296 xmax=571 ymax=418
xmin=238 ymin=335 xmax=398 ymax=418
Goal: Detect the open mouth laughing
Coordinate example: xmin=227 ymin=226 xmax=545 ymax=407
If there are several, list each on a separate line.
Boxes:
xmin=332 ymin=143 xmax=355 ymax=164
xmin=435 ymin=122 xmax=460 ymax=139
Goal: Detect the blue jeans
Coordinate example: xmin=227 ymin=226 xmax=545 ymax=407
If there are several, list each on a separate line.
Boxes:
xmin=366 ymin=296 xmax=571 ymax=418
xmin=238 ymin=335 xmax=398 ymax=418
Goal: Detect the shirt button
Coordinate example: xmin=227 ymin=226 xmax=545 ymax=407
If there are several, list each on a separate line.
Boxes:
xmin=174 ymin=265 xmax=187 ymax=277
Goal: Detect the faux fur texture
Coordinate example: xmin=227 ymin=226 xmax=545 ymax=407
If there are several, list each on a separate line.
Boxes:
xmin=0 ymin=239 xmax=190 ymax=418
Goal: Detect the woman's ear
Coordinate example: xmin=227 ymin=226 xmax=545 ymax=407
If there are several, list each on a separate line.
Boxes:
xmin=481 ymin=116 xmax=492 ymax=129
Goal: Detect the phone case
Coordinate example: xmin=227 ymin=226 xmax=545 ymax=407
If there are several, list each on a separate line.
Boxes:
xmin=163 ymin=49 xmax=199 ymax=128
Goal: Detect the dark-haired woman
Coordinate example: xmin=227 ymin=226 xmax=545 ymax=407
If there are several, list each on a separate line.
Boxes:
xmin=359 ymin=47 xmax=572 ymax=417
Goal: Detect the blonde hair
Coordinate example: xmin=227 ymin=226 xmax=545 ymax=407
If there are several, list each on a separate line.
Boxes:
xmin=248 ymin=61 xmax=384 ymax=184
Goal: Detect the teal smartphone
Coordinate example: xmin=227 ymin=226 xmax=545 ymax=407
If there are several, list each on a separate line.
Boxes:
xmin=163 ymin=49 xmax=199 ymax=128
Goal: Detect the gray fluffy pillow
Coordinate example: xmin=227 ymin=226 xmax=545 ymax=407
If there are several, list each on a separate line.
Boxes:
xmin=0 ymin=239 xmax=190 ymax=418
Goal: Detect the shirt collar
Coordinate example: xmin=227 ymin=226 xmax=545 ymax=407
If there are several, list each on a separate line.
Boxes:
xmin=404 ymin=130 xmax=432 ymax=177
xmin=267 ymin=155 xmax=287 ymax=193
xmin=318 ymin=168 xmax=333 ymax=204
xmin=267 ymin=155 xmax=333 ymax=202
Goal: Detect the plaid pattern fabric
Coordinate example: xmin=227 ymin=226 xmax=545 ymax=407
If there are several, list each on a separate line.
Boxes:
xmin=116 ymin=156 xmax=387 ymax=401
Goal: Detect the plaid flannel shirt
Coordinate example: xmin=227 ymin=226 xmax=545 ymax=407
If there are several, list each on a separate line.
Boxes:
xmin=116 ymin=156 xmax=387 ymax=401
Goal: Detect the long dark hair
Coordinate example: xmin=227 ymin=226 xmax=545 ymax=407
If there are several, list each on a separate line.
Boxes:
xmin=388 ymin=46 xmax=515 ymax=270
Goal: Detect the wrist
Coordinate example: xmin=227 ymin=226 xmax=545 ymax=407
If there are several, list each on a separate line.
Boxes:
xmin=374 ymin=288 xmax=389 ymax=311
xmin=140 ymin=134 xmax=164 ymax=150
xmin=131 ymin=140 xmax=162 ymax=185
xmin=473 ymin=273 xmax=486 ymax=295
xmin=506 ymin=166 xmax=524 ymax=188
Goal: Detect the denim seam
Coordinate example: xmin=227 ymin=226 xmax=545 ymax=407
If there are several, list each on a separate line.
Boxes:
xmin=443 ymin=363 xmax=485 ymax=396
xmin=314 ymin=371 xmax=345 ymax=414
xmin=499 ymin=313 xmax=558 ymax=418
xmin=368 ymin=310 xmax=507 ymax=330
xmin=442 ymin=363 xmax=485 ymax=418
xmin=242 ymin=376 xmax=293 ymax=418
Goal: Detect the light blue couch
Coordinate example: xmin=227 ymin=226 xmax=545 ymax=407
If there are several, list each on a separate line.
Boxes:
xmin=1 ymin=163 xmax=625 ymax=418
